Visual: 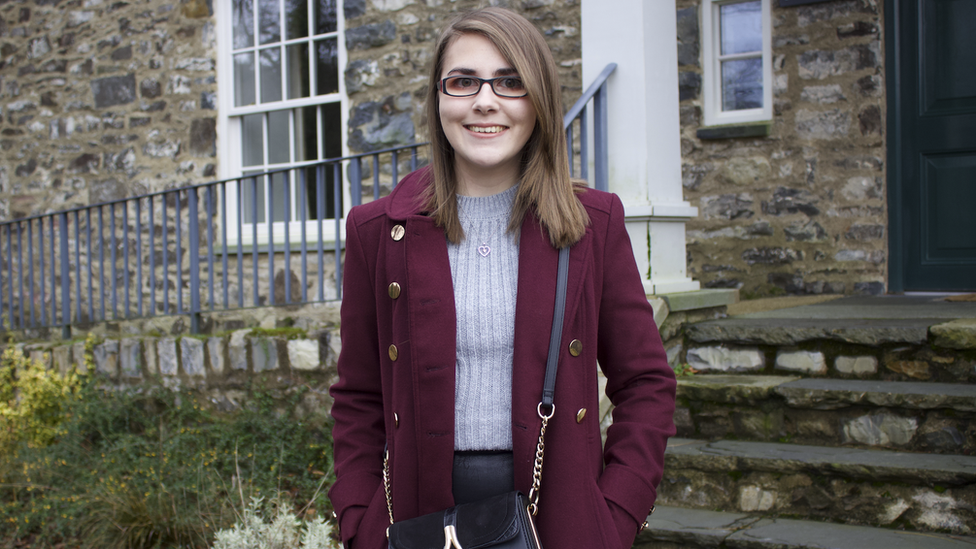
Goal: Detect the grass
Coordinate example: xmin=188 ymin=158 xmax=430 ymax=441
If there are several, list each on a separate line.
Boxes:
xmin=0 ymin=378 xmax=336 ymax=549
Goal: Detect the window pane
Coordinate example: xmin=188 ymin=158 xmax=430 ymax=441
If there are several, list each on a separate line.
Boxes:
xmin=295 ymin=106 xmax=318 ymax=161
xmin=315 ymin=0 xmax=337 ymax=34
xmin=322 ymin=101 xmax=341 ymax=158
xmin=234 ymin=52 xmax=256 ymax=106
xmin=720 ymin=1 xmax=762 ymax=55
xmin=270 ymin=172 xmax=289 ymax=222
xmin=721 ymin=57 xmax=763 ymax=111
xmin=242 ymin=171 xmax=266 ymax=224
xmin=285 ymin=0 xmax=308 ymax=40
xmin=233 ymin=0 xmax=254 ymax=49
xmin=242 ymin=114 xmax=264 ymax=167
xmin=268 ymin=110 xmax=290 ymax=164
xmin=260 ymin=47 xmax=283 ymax=103
xmin=315 ymin=38 xmax=339 ymax=95
xmin=258 ymin=0 xmax=281 ymax=45
xmin=287 ymin=43 xmax=310 ymax=99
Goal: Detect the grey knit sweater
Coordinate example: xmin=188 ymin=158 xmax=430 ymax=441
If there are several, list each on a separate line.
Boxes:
xmin=447 ymin=186 xmax=519 ymax=451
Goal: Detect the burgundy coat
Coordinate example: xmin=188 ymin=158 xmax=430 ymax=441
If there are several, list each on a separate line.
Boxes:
xmin=329 ymin=168 xmax=676 ymax=549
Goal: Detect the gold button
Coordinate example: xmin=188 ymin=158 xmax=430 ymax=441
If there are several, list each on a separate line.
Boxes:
xmin=388 ymin=282 xmax=401 ymax=299
xmin=391 ymin=224 xmax=405 ymax=241
xmin=576 ymin=408 xmax=587 ymax=423
xmin=569 ymin=339 xmax=582 ymax=357
xmin=394 ymin=412 xmax=399 ymax=427
xmin=389 ymin=344 xmax=398 ymax=361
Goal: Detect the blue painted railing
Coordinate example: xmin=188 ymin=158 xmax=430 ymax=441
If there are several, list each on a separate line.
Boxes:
xmin=0 ymin=64 xmax=616 ymax=336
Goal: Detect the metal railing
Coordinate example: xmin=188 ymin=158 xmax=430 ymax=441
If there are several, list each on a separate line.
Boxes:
xmin=0 ymin=64 xmax=616 ymax=336
xmin=564 ymin=63 xmax=616 ymax=191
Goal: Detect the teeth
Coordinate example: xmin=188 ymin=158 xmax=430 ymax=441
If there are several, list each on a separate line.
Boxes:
xmin=468 ymin=126 xmax=505 ymax=133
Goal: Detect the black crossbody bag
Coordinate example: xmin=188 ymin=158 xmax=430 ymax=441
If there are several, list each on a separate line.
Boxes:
xmin=384 ymin=247 xmax=570 ymax=549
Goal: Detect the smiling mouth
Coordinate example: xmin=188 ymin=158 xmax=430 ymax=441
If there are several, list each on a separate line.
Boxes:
xmin=466 ymin=125 xmax=506 ymax=134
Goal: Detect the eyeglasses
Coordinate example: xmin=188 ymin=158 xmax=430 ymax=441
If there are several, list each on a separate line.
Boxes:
xmin=438 ymin=75 xmax=528 ymax=98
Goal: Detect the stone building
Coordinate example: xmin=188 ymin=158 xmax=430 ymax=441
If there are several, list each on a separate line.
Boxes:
xmin=676 ymin=0 xmax=975 ymax=296
xmin=0 ymin=0 xmax=972 ymax=331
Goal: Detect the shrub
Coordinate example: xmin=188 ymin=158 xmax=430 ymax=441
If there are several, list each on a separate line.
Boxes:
xmin=0 ymin=382 xmax=336 ymax=549
xmin=0 ymin=345 xmax=83 ymax=454
xmin=211 ymin=496 xmax=337 ymax=549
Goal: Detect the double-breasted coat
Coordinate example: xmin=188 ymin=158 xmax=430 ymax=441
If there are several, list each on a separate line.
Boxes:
xmin=328 ymin=168 xmax=676 ymax=549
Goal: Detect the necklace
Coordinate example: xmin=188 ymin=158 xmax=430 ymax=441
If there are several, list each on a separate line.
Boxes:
xmin=475 ymin=223 xmax=499 ymax=257
xmin=459 ymin=204 xmax=500 ymax=258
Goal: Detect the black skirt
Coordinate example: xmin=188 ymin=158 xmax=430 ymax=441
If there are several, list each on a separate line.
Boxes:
xmin=452 ymin=450 xmax=515 ymax=505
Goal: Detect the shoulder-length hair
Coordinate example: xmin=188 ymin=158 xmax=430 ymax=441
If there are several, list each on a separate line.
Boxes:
xmin=423 ymin=7 xmax=588 ymax=249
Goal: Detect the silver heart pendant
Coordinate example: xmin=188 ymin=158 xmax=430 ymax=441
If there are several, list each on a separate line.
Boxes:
xmin=478 ymin=245 xmax=491 ymax=257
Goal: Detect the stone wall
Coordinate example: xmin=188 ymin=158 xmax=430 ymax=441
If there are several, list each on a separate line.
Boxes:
xmin=13 ymin=319 xmax=341 ymax=413
xmin=0 ymin=0 xmax=218 ymax=221
xmin=676 ymin=0 xmax=887 ymax=297
xmin=344 ymin=0 xmax=582 ymax=157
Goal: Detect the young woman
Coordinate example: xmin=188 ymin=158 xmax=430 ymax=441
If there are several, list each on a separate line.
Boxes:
xmin=329 ymin=8 xmax=676 ymax=549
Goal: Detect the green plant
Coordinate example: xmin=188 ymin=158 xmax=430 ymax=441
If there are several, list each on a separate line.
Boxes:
xmin=672 ymin=363 xmax=699 ymax=377
xmin=0 ymin=345 xmax=83 ymax=453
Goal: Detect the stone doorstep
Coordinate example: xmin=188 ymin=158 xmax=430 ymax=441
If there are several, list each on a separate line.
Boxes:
xmin=638 ymin=506 xmax=976 ymax=549
xmin=678 ymin=375 xmax=976 ymax=412
xmin=686 ymin=318 xmax=934 ymax=346
xmin=665 ymin=438 xmax=976 ymax=485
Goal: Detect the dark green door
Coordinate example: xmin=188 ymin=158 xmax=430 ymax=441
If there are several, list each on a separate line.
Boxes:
xmin=888 ymin=0 xmax=976 ymax=291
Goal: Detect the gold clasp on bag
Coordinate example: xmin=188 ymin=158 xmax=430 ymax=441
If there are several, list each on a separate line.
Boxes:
xmin=443 ymin=524 xmax=463 ymax=549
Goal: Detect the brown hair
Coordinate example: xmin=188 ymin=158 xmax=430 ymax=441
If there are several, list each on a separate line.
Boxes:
xmin=423 ymin=7 xmax=588 ymax=248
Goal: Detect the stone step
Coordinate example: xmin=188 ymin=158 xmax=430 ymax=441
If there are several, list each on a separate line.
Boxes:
xmin=682 ymin=341 xmax=976 ymax=384
xmin=634 ymin=506 xmax=976 ymax=549
xmin=658 ymin=438 xmax=976 ymax=534
xmin=675 ymin=375 xmax=976 ymax=454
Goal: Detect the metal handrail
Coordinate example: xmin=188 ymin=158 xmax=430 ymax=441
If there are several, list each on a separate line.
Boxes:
xmin=0 ymin=64 xmax=616 ymax=336
xmin=563 ymin=63 xmax=617 ymax=192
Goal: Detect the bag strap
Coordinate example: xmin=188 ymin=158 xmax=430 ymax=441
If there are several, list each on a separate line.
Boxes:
xmin=541 ymin=246 xmax=570 ymax=411
xmin=385 ymin=246 xmax=572 ymax=523
xmin=527 ymin=245 xmax=569 ymax=516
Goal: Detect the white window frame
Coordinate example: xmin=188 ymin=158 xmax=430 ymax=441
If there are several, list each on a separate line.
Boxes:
xmin=701 ymin=0 xmax=773 ymax=127
xmin=214 ymin=0 xmax=349 ymax=248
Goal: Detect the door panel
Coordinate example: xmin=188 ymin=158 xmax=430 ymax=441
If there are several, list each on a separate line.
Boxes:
xmin=922 ymin=153 xmax=976 ymax=259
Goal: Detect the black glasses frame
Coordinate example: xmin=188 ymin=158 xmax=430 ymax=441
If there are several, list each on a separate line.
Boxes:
xmin=437 ymin=75 xmax=528 ymax=98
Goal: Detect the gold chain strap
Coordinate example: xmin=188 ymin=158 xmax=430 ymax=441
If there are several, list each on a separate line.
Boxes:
xmin=383 ymin=449 xmax=394 ymax=525
xmin=527 ymin=402 xmax=554 ymax=516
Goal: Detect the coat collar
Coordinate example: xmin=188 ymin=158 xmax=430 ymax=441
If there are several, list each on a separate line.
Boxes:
xmin=387 ymin=167 xmax=433 ymax=220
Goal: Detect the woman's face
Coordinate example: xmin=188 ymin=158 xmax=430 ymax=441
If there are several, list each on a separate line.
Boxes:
xmin=438 ymin=33 xmax=537 ymax=194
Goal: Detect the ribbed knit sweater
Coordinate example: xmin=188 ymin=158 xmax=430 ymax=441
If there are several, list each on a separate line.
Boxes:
xmin=447 ymin=185 xmax=519 ymax=451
